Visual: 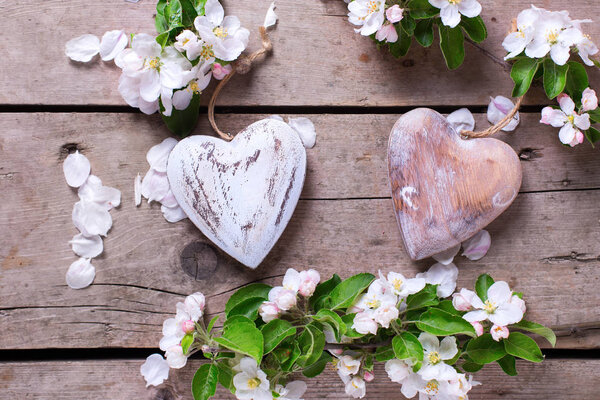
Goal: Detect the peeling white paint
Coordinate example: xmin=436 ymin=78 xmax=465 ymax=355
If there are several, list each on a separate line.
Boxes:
xmin=401 ymin=186 xmax=419 ymax=210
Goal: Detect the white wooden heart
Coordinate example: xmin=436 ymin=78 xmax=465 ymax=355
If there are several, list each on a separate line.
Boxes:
xmin=167 ymin=119 xmax=307 ymax=269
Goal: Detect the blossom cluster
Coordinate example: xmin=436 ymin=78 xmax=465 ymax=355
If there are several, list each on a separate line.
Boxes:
xmin=502 ymin=5 xmax=598 ymax=66
xmin=63 ymin=151 xmax=121 ymax=289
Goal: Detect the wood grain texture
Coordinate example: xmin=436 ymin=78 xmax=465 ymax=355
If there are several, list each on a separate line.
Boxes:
xmin=167 ymin=119 xmax=306 ymax=268
xmin=0 ymin=359 xmax=598 ymax=399
xmin=1 ymin=112 xmax=599 ymax=349
xmin=1 ymin=0 xmax=599 ymax=106
xmin=388 ymin=108 xmax=522 ymax=260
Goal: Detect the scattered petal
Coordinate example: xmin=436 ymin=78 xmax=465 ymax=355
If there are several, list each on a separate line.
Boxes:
xmin=69 ymin=233 xmax=103 ymax=258
xmin=100 ymin=30 xmax=129 ymax=61
xmin=141 ymin=169 xmax=171 ymax=203
xmin=66 ymin=258 xmax=96 ymax=289
xmin=63 ymin=151 xmax=91 ymax=188
xmin=147 ymin=138 xmax=178 ymax=172
xmin=78 ymin=175 xmax=122 ymax=210
xmin=134 ymin=173 xmax=142 ymax=206
xmin=141 ymin=354 xmax=170 ymax=387
xmin=268 ymin=114 xmax=284 ymax=121
xmin=447 ymin=108 xmax=475 ymax=134
xmin=462 ymin=230 xmax=491 ymax=260
xmin=432 ymin=244 xmax=460 ymax=265
xmin=487 ymin=96 xmax=520 ymax=131
xmin=65 ymin=34 xmax=100 ymax=62
xmin=161 ymin=205 xmax=187 ymax=223
xmin=263 ymin=2 xmax=278 ymax=28
xmin=72 ymin=200 xmax=113 ymax=237
xmin=160 ymin=190 xmax=180 ymax=208
xmin=287 ymin=117 xmax=317 ymax=148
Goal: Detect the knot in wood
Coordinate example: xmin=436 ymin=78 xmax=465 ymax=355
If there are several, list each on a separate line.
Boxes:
xmin=180 ymin=242 xmax=218 ymax=280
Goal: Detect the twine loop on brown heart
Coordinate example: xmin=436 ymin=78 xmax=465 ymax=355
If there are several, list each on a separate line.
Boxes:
xmin=208 ymin=26 xmax=274 ymax=141
xmin=460 ymin=95 xmax=524 ymax=139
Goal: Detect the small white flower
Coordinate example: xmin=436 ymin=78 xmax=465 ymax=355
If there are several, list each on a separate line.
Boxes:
xmin=386 ymin=5 xmax=404 ymax=23
xmin=447 ymin=108 xmax=475 ymax=134
xmin=487 ymin=96 xmax=520 ymax=132
xmin=69 ymin=233 xmax=103 ymax=259
xmin=491 ymin=324 xmax=510 ymax=341
xmin=502 ymin=7 xmax=541 ymax=60
xmin=541 ymin=93 xmax=589 ymax=147
xmin=268 ymin=286 xmax=297 ymax=311
xmin=462 ymin=229 xmax=492 ymax=260
xmin=165 ymin=345 xmax=187 ymax=369
xmin=353 ymin=279 xmax=397 ymax=312
xmin=446 ymin=373 xmax=480 ymax=399
xmin=99 ymin=30 xmax=129 ymax=61
xmin=178 ymin=292 xmax=206 ymax=322
xmin=65 ymin=34 xmax=100 ymax=62
xmin=343 ymin=376 xmax=366 ymax=399
xmin=233 ymin=357 xmax=272 ymax=400
xmin=416 ymin=263 xmax=458 ymax=298
xmin=385 ymin=359 xmax=411 ymax=383
xmin=525 ymin=9 xmax=579 ymax=65
xmin=429 ymin=0 xmax=482 ymax=29
xmin=282 ymin=268 xmax=302 ymax=292
xmin=287 ymin=117 xmax=317 ymax=149
xmin=174 ymin=30 xmax=203 ymax=60
xmin=337 ymin=355 xmax=361 ymax=376
xmin=417 ymin=333 xmax=459 ymax=381
xmin=66 ymin=258 xmax=96 ymax=289
xmin=274 ymin=381 xmax=307 ymax=400
xmin=172 ymin=63 xmax=212 ymax=113
xmin=375 ymin=23 xmax=398 ymax=43
xmin=263 ymin=2 xmax=278 ymax=29
xmin=463 ymin=281 xmax=524 ymax=326
xmin=373 ymin=302 xmax=399 ymax=328
xmin=380 ymin=271 xmax=426 ymax=298
xmin=140 ymin=354 xmax=170 ymax=387
xmin=432 ymin=244 xmax=460 ymax=266
xmin=159 ymin=317 xmax=185 ymax=352
xmin=352 ymin=311 xmax=378 ymax=335
xmin=452 ymin=288 xmax=476 ymax=311
xmin=582 ymin=88 xmax=599 ymax=112
xmin=298 ymin=269 xmax=321 ymax=296
xmin=347 ymin=0 xmax=386 ymax=36
xmin=259 ymin=301 xmax=280 ymax=323
xmin=63 ymin=151 xmax=91 ymax=188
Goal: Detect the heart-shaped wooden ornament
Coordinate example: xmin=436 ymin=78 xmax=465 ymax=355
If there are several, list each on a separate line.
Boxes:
xmin=388 ymin=108 xmax=522 ymax=261
xmin=167 ymin=119 xmax=306 ymax=269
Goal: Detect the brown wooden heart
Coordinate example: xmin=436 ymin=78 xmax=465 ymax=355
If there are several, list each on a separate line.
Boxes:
xmin=387 ymin=108 xmax=522 ymax=261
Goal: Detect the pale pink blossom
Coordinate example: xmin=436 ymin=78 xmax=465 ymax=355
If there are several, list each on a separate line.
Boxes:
xmin=363 ymin=371 xmax=375 ymax=382
xmin=298 ymin=269 xmax=321 ymax=297
xmin=213 ymin=63 xmax=233 ymax=80
xmin=386 ymin=5 xmax=404 ymax=23
xmin=491 ymin=325 xmax=510 ymax=341
xmin=582 ymin=88 xmax=598 ymax=112
xmin=510 ymin=294 xmax=527 ymax=314
xmin=471 ymin=321 xmax=484 ymax=337
xmin=375 ymin=23 xmax=398 ymax=43
xmin=181 ymin=320 xmax=195 ymax=334
xmin=452 ymin=288 xmax=476 ymax=312
xmin=541 ymin=93 xmax=590 ymax=146
xmin=268 ymin=286 xmax=297 ymax=311
xmin=259 ymin=301 xmax=280 ymax=323
xmin=352 ymin=311 xmax=378 ymax=335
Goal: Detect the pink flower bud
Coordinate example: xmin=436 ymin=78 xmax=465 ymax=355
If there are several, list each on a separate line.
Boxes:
xmin=298 ymin=269 xmax=321 ymax=297
xmin=201 ymin=345 xmax=210 ymax=353
xmin=582 ymin=88 xmax=598 ymax=112
xmin=471 ymin=321 xmax=484 ymax=337
xmin=268 ymin=287 xmax=297 ymax=311
xmin=386 ymin=5 xmax=404 ymax=23
xmin=491 ymin=325 xmax=510 ymax=341
xmin=330 ymin=348 xmax=343 ymax=356
xmin=452 ymin=288 xmax=476 ymax=311
xmin=212 ymin=63 xmax=232 ymax=80
xmin=510 ymin=295 xmax=527 ymax=314
xmin=363 ymin=371 xmax=375 ymax=382
xmin=181 ymin=320 xmax=195 ymax=334
xmin=259 ymin=301 xmax=280 ymax=323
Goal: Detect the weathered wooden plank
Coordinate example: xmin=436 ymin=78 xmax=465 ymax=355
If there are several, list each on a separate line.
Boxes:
xmin=1 ymin=0 xmax=599 ymax=106
xmin=0 ymin=359 xmax=598 ymax=399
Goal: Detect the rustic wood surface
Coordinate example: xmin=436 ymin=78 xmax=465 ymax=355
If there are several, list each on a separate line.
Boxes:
xmin=388 ymin=108 xmax=522 ymax=260
xmin=1 ymin=0 xmax=600 ymax=398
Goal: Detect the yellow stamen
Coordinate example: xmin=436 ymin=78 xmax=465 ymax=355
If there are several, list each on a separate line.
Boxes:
xmin=366 ymin=299 xmax=381 ymax=309
xmin=247 ymin=377 xmax=261 ymax=389
xmin=199 ymin=44 xmax=215 ymax=61
xmin=448 ymin=0 xmax=462 ymax=4
xmin=483 ymin=299 xmax=497 ymax=314
xmin=568 ymin=115 xmax=575 ymax=124
xmin=427 ymin=351 xmax=441 ymax=365
xmin=425 ymin=380 xmax=439 ymax=395
xmin=392 ymin=278 xmax=403 ymax=291
xmin=147 ymin=58 xmax=160 ymax=70
xmin=182 ymin=38 xmax=190 ymax=46
xmin=547 ymin=29 xmax=560 ymax=44
xmin=213 ymin=26 xmax=228 ymax=38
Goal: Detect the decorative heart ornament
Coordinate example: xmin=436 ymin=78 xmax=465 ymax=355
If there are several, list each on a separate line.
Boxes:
xmin=167 ymin=119 xmax=306 ymax=268
xmin=387 ymin=108 xmax=522 ymax=261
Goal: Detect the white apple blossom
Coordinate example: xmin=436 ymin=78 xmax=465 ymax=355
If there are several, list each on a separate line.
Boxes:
xmin=386 ymin=5 xmax=404 ymax=23
xmin=352 ymin=311 xmax=379 ymax=335
xmin=446 ymin=373 xmax=480 ymax=399
xmin=429 ymin=0 xmax=482 ymax=29
xmin=172 ymin=63 xmax=213 ymax=113
xmin=416 ymin=263 xmax=458 ymax=298
xmin=177 ymin=292 xmax=205 ymax=322
xmin=340 ymin=375 xmax=367 ymax=399
xmin=63 ymin=151 xmax=91 ymax=188
xmin=417 ymin=333 xmax=459 ymax=381
xmin=363 ymin=371 xmax=375 ymax=382
xmin=524 ymin=9 xmax=579 ymax=65
xmin=165 ymin=345 xmax=187 ymax=369
xmin=194 ymin=0 xmax=250 ymax=62
xmin=373 ymin=302 xmax=399 ymax=328
xmin=462 ymin=229 xmax=492 ymax=261
xmin=375 ymin=23 xmax=398 ymax=43
xmin=347 ymin=0 xmax=386 ymax=36
xmin=159 ymin=317 xmax=186 ymax=352
xmin=487 ymin=96 xmax=520 ymax=132
xmin=337 ymin=355 xmax=361 ymax=376
xmin=385 ymin=359 xmax=412 ymax=383
xmin=502 ymin=7 xmax=541 ymax=60
xmin=298 ymin=269 xmax=321 ymax=296
xmin=66 ymin=258 xmax=96 ymax=289
xmin=541 ymin=93 xmax=590 ymax=146
xmin=174 ymin=30 xmax=203 ymax=60
xmin=463 ymin=281 xmax=524 ymax=326
xmin=69 ymin=233 xmax=103 ymax=259
xmin=575 ymin=33 xmax=599 ymax=66
xmin=491 ymin=324 xmax=510 ymax=341
xmin=380 ymin=271 xmax=426 ymax=298
xmin=274 ymin=381 xmax=307 ymax=400
xmin=140 ymin=354 xmax=170 ymax=387
xmin=582 ymin=88 xmax=599 ymax=112
xmin=452 ymin=288 xmax=476 ymax=312
xmin=259 ymin=301 xmax=280 ymax=323
xmin=268 ymin=286 xmax=297 ymax=311
xmin=233 ymin=357 xmax=272 ymax=400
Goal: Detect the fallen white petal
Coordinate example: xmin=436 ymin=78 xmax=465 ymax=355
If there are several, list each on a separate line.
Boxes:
xmin=462 ymin=230 xmax=491 ymax=260
xmin=141 ymin=169 xmax=171 ymax=203
xmin=65 ymin=34 xmax=100 ymax=62
xmin=100 ymin=30 xmax=129 ymax=61
xmin=66 ymin=258 xmax=96 ymax=289
xmin=140 ymin=354 xmax=170 ymax=387
xmin=160 ymin=190 xmax=180 ymax=208
xmin=447 ymin=108 xmax=475 ymax=134
xmin=487 ymin=96 xmax=520 ymax=132
xmin=63 ymin=151 xmax=91 ymax=188
xmin=72 ymin=200 xmax=113 ymax=237
xmin=69 ymin=233 xmax=103 ymax=258
xmin=78 ymin=175 xmax=122 ymax=210
xmin=134 ymin=173 xmax=142 ymax=206
xmin=161 ymin=205 xmax=187 ymax=223
xmin=432 ymin=244 xmax=460 ymax=265
xmin=287 ymin=117 xmax=317 ymax=148
xmin=146 ymin=138 xmax=178 ymax=172
xmin=263 ymin=2 xmax=278 ymax=28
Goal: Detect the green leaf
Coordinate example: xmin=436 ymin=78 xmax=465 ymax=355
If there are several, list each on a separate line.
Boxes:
xmin=408 ymin=0 xmax=439 ymax=19
xmin=588 ymin=108 xmax=600 ymax=124
xmin=310 ymin=274 xmax=341 ymax=311
xmin=302 ymin=352 xmax=333 ymax=378
xmin=341 ymin=314 xmax=364 ymax=338
xmin=281 ymin=343 xmax=301 ymax=371
xmin=313 ymin=310 xmax=346 ymax=342
xmin=475 ymin=274 xmax=495 ymax=302
xmin=296 ymin=323 xmax=326 ymax=367
xmin=460 ymin=16 xmax=487 ymax=43
xmin=389 ymin=26 xmax=412 ymax=58
xmin=414 ymin=19 xmax=434 ymax=47
xmin=180 ymin=0 xmax=198 ymax=27
xmin=438 ymin=24 xmax=465 ymax=70
xmin=261 ymin=319 xmax=296 ymax=355
xmin=193 ymin=0 xmax=207 ymax=14
xmin=227 ymin=297 xmax=266 ymax=321
xmin=406 ymin=284 xmax=439 ymax=311
xmin=543 ymin=58 xmax=569 ymax=99
xmin=161 ymin=92 xmax=200 ymax=137
xmin=392 ymin=332 xmax=424 ymax=362
xmin=511 ymin=58 xmax=541 ymax=97
xmin=181 ymin=333 xmax=194 ymax=354
xmin=511 ymin=320 xmax=556 ymax=347
xmin=207 ymin=315 xmax=220 ymax=334
xmin=165 ymin=0 xmax=183 ymax=29
xmin=504 ymin=332 xmax=544 ymax=362
xmin=466 ymin=334 xmax=507 ymax=364
xmin=586 ymin=126 xmax=600 ymax=145
xmin=416 ymin=308 xmax=477 ymax=337
xmin=436 ymin=300 xmax=462 ymax=316
xmin=565 ymin=61 xmax=589 ymax=102
xmin=375 ymin=345 xmax=395 ymax=362
xmin=155 ymin=0 xmax=169 ymax=33
xmin=461 ymin=361 xmax=484 ymax=372
xmin=497 ymin=355 xmax=518 ymax=376
xmin=214 ymin=316 xmax=264 ymax=363
xmin=216 ymin=361 xmax=235 ymax=394
xmin=192 ymin=364 xmax=218 ymax=400
xmin=328 ymin=273 xmax=375 ymax=310
xmin=225 ymin=283 xmax=271 ymax=315
xmin=401 ymin=14 xmax=416 ymax=36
